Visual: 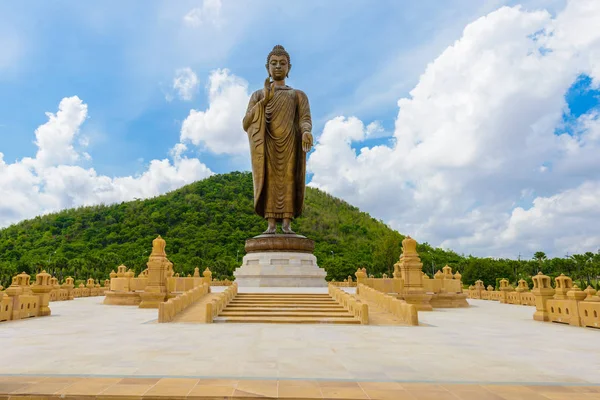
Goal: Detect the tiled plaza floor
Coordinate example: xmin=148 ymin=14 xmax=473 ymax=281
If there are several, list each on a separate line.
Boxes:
xmin=1 ymin=289 xmax=599 ymax=398
xmin=1 ymin=376 xmax=600 ymax=399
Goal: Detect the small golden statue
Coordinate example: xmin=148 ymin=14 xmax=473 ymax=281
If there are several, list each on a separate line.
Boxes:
xmin=243 ymin=45 xmax=313 ymax=234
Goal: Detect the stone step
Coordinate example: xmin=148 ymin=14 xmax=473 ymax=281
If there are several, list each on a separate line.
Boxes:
xmin=213 ymin=292 xmax=360 ymax=325
xmin=228 ymin=304 xmax=338 ymax=309
xmin=231 ymin=297 xmax=336 ymax=301
xmin=236 ymin=295 xmax=331 ymax=300
xmin=220 ymin=311 xmax=354 ymax=317
xmin=228 ymin=301 xmax=338 ymax=306
xmin=225 ymin=306 xmax=345 ymax=311
xmin=235 ymin=294 xmax=331 ymax=297
xmin=230 ymin=298 xmax=336 ymax=302
xmin=233 ymin=296 xmax=333 ymax=300
xmin=214 ymin=316 xmax=361 ymax=324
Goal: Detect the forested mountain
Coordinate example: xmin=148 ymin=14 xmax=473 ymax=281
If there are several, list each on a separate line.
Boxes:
xmin=0 ymin=172 xmax=413 ymax=286
xmin=1 ymin=172 xmax=598 ymax=289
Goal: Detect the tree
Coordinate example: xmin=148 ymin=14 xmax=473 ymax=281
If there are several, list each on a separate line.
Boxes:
xmin=211 ymin=259 xmax=231 ymax=280
xmin=67 ymin=258 xmax=86 ymax=281
xmin=508 ymin=259 xmax=520 ymax=283
xmin=582 ymin=251 xmax=597 ymax=286
xmin=2 ymin=172 xmax=599 ymax=288
xmin=593 ymin=250 xmax=600 ymax=287
xmin=372 ymin=233 xmax=402 ymax=277
xmin=461 ymin=257 xmax=512 ymax=287
xmin=569 ymin=254 xmax=588 ymax=283
xmin=533 ymin=251 xmax=547 ymax=274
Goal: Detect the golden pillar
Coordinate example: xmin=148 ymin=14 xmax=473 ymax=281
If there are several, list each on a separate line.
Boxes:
xmin=554 ymin=274 xmax=572 ymax=300
xmin=354 ymin=268 xmax=367 ymax=285
xmin=474 ymin=280 xmax=485 ymax=299
xmin=63 ymin=277 xmax=75 ymax=300
xmin=394 ymin=236 xmax=432 ymax=311
xmin=5 ymin=272 xmax=31 ymax=320
xmin=31 ymin=270 xmax=53 ymax=316
xmin=584 ymin=286 xmax=600 ymax=302
xmin=499 ymin=278 xmax=511 ymax=303
xmin=139 ymin=235 xmax=171 ymax=309
xmin=532 ymin=272 xmax=555 ymax=321
xmin=203 ymin=268 xmax=212 ymax=286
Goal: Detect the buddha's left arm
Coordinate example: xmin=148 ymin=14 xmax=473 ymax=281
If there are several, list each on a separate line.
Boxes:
xmin=297 ymin=90 xmax=312 ymax=134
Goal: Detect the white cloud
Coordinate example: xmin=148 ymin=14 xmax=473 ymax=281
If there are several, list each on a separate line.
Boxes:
xmin=33 ymin=96 xmax=88 ymax=168
xmin=365 ymin=121 xmax=388 ymax=139
xmin=329 ymin=1 xmax=543 ymax=120
xmin=171 ymin=67 xmax=200 ymax=101
xmin=499 ymin=181 xmax=600 ymax=254
xmin=183 ymin=0 xmax=222 ymax=27
xmin=179 ymin=68 xmax=250 ymax=155
xmin=0 ymin=97 xmax=213 ymax=228
xmin=169 ymin=143 xmax=188 ymax=160
xmin=308 ymin=0 xmax=600 ymax=258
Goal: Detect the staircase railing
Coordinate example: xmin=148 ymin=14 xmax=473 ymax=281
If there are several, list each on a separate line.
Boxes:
xmin=357 ymin=283 xmax=418 ymax=326
xmin=328 ymin=284 xmax=369 ymax=324
xmin=205 ymin=283 xmax=239 ymax=323
xmin=158 ymin=283 xmax=210 ymax=323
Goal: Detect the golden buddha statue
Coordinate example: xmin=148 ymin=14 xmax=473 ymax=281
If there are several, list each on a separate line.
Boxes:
xmin=243 ymin=45 xmax=313 ymax=234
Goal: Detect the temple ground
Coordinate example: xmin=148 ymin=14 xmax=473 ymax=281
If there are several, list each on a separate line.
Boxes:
xmin=1 ymin=288 xmax=599 ymax=385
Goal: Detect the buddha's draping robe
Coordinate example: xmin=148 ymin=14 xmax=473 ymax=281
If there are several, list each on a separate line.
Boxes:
xmin=243 ymin=85 xmax=312 ymax=220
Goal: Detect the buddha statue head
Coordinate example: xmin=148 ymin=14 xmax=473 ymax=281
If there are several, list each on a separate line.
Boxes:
xmin=266 ymin=45 xmax=291 ymax=81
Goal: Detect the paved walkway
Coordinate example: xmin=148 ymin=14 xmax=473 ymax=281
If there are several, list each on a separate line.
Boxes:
xmin=1 ymin=376 xmax=600 ymax=399
xmin=349 ymin=294 xmax=409 ymax=325
xmin=172 ymin=293 xmax=221 ymax=323
xmin=0 ymin=292 xmax=599 ymax=385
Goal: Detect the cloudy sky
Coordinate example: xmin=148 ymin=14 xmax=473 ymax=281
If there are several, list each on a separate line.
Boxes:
xmin=1 ymin=0 xmax=599 ymax=259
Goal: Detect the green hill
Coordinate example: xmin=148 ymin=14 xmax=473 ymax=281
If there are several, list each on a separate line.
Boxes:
xmin=1 ymin=171 xmax=593 ymax=289
xmin=1 ymin=172 xmax=432 ymax=285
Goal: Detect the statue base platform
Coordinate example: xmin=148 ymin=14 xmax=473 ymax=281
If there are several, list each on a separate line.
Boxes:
xmin=103 ymin=291 xmax=141 ymax=306
xmin=234 ymin=234 xmax=327 ymax=287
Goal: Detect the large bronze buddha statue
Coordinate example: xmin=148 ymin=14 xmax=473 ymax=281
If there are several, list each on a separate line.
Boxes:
xmin=243 ymin=45 xmax=313 ymax=235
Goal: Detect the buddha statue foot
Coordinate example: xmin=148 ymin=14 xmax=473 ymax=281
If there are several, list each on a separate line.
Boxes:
xmin=282 ymin=219 xmax=295 ymax=234
xmin=263 ymin=219 xmax=277 ymax=234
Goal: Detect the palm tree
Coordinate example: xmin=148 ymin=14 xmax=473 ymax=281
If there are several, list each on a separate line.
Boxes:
xmin=533 ymin=251 xmax=547 ymax=274
xmin=583 ymin=251 xmax=596 ymax=286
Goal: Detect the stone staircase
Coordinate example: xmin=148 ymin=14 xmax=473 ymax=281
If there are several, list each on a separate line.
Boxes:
xmin=213 ymin=293 xmax=362 ymax=324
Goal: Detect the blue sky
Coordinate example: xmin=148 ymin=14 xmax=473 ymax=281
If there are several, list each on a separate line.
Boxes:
xmin=1 ymin=0 xmax=600 ymax=258
xmin=0 ymin=0 xmax=540 ymax=175
xmin=563 ymin=75 xmax=600 ymax=123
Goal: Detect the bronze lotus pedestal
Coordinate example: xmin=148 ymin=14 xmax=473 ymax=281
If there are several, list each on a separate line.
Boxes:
xmin=233 ymin=234 xmax=327 ymax=287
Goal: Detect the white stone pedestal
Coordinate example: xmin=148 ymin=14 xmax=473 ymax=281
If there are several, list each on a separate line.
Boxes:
xmin=233 ymin=251 xmax=327 ymax=287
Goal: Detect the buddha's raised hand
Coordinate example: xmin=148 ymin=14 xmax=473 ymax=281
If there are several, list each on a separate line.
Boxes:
xmin=263 ymin=77 xmax=274 ymax=102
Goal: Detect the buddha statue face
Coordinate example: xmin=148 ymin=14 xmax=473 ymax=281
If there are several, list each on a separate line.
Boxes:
xmin=267 ymin=54 xmax=289 ymax=81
